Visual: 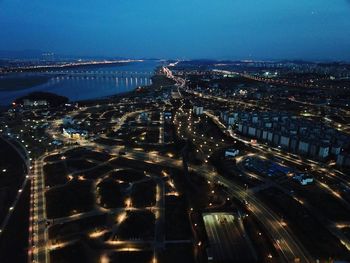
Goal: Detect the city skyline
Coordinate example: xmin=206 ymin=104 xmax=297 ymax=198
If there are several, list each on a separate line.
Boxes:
xmin=1 ymin=1 xmax=350 ymax=263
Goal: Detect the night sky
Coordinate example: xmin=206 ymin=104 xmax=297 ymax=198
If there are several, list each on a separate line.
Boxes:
xmin=1 ymin=0 xmax=350 ymax=60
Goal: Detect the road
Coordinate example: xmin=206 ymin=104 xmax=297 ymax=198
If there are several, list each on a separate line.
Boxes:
xmin=235 ymin=154 xmax=350 ymax=252
xmin=28 ymin=142 xmax=171 ymax=263
xmin=166 ymin=67 xmax=315 ymax=261
xmin=159 ymin=107 xmax=165 ymax=144
xmin=30 ymin=156 xmax=50 ymax=263
xmin=28 ymin=65 xmax=316 ymax=262
xmin=118 ymin=145 xmax=313 ymax=262
xmin=31 ymin=125 xmax=313 ymax=263
xmin=203 ymin=212 xmax=257 ymax=263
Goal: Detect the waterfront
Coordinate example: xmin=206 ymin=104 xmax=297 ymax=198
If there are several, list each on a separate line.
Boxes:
xmin=0 ymin=60 xmax=159 ymax=105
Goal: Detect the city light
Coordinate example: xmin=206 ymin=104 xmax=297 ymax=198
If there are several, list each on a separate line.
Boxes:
xmin=0 ymin=23 xmax=349 ymax=263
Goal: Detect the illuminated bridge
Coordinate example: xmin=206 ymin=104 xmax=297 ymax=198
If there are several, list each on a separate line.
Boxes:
xmin=37 ymin=70 xmax=154 ymax=77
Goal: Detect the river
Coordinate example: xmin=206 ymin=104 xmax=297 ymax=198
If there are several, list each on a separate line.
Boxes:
xmin=0 ymin=60 xmax=160 ymax=105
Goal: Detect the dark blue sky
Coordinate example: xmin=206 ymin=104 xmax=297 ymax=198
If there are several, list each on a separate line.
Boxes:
xmin=1 ymin=0 xmax=350 ymax=60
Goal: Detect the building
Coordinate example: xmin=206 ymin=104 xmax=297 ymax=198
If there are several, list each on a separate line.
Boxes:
xmin=309 ymin=142 xmax=319 ymax=158
xmin=237 ymin=123 xmax=243 ymax=133
xmin=220 ymin=111 xmax=229 ymax=123
xmin=227 ymin=113 xmax=238 ymax=125
xmin=248 ymin=127 xmax=256 ymax=137
xmin=140 ymin=112 xmax=149 ymax=122
xmin=23 ymin=99 xmax=48 ymax=107
xmin=293 ymin=173 xmax=314 ymax=186
xmin=193 ymin=106 xmax=204 ymax=115
xmin=63 ymin=128 xmax=87 ymax=139
xmin=267 ymin=132 xmax=273 ymax=142
xmin=337 ymin=153 xmax=350 ymax=167
xmin=280 ymin=135 xmax=290 ymax=149
xmin=242 ymin=125 xmax=248 ymax=135
xmin=63 ymin=116 xmax=75 ymax=126
xmin=256 ymin=129 xmax=262 ymax=139
xmin=290 ymin=137 xmax=299 ymax=153
xmin=298 ymin=141 xmax=309 ymax=155
xmin=273 ymin=133 xmax=280 ymax=146
xmin=331 ymin=145 xmax=341 ymax=156
xmin=318 ymin=144 xmax=330 ymax=159
xmin=52 ymin=140 xmax=63 ymax=146
xmin=262 ymin=130 xmax=268 ymax=140
xmin=225 ymin=149 xmax=240 ymax=158
xmin=233 ymin=110 xmax=350 ymax=166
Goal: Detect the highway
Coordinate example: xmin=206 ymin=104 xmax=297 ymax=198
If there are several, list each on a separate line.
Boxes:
xmin=193 ymin=165 xmax=313 ymax=263
xmin=30 ymin=157 xmax=50 ymax=263
xmin=159 ymin=108 xmax=165 ymax=144
xmin=203 ymin=212 xmax=257 ymax=262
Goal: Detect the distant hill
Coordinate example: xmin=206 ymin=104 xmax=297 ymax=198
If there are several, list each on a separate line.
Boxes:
xmin=15 ymin=92 xmax=69 ymax=107
xmin=0 ymin=50 xmax=132 ymax=61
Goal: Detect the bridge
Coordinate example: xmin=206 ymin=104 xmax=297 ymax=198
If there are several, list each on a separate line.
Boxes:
xmin=21 ymin=70 xmax=154 ymax=77
xmin=47 ymin=75 xmax=153 ymax=86
xmin=1 ymin=70 xmax=156 ymax=85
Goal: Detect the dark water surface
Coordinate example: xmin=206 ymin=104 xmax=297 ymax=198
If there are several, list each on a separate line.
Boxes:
xmin=0 ymin=60 xmax=159 ymax=105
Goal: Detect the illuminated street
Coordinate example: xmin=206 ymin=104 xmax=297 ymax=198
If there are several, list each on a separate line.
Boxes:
xmin=1 ymin=3 xmax=350 ymax=262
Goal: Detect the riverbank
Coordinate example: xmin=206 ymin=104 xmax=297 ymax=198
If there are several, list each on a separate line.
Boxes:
xmin=0 ymin=60 xmax=159 ymax=106
xmin=72 ymin=72 xmax=175 ymax=106
xmin=1 ymin=59 xmax=144 ymax=73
